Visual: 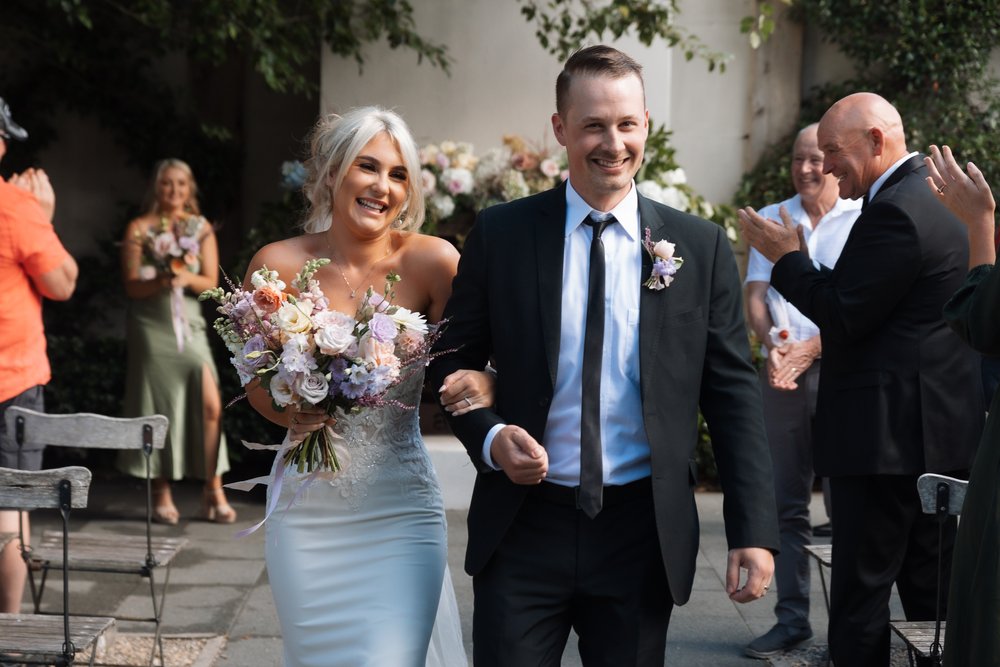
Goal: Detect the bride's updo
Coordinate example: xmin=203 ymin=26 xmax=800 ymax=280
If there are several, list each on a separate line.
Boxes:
xmin=301 ymin=106 xmax=425 ymax=234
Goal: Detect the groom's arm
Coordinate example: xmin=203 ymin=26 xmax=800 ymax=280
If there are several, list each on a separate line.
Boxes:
xmin=429 ymin=212 xmax=506 ymax=472
xmin=697 ymin=224 xmax=780 ymax=553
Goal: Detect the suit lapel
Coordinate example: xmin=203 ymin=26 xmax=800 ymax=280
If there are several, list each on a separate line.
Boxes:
xmin=638 ymin=194 xmax=666 ymax=402
xmin=535 ymin=184 xmax=568 ymax=389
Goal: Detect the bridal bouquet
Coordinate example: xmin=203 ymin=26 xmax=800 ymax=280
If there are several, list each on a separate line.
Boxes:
xmin=199 ymin=260 xmax=438 ymax=477
xmin=136 ymin=215 xmax=206 ymax=351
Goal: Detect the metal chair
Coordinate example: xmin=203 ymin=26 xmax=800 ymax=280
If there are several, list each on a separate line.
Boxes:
xmin=889 ymin=473 xmax=968 ymax=667
xmin=0 ymin=465 xmax=116 ymax=666
xmin=5 ymin=407 xmax=188 ymax=667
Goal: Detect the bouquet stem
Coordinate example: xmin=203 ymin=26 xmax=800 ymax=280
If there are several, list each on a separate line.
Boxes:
xmin=284 ymin=427 xmax=342 ymax=475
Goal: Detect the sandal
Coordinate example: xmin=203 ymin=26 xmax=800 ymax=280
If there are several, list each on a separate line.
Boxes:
xmin=152 ymin=482 xmax=180 ymax=525
xmin=201 ymin=482 xmax=237 ymax=524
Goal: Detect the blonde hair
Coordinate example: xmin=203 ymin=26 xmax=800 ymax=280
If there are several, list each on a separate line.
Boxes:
xmin=144 ymin=158 xmax=201 ymax=216
xmin=301 ymin=106 xmax=424 ymax=233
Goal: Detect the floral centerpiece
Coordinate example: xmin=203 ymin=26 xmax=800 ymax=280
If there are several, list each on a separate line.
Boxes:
xmin=200 ymin=261 xmax=440 ymax=532
xmin=135 ymin=214 xmax=206 ymax=351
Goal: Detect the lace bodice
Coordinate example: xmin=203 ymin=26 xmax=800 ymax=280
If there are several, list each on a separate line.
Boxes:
xmin=287 ymin=370 xmax=441 ymax=511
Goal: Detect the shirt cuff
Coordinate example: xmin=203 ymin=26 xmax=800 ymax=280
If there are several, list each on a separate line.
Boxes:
xmin=482 ymin=423 xmax=506 ymax=471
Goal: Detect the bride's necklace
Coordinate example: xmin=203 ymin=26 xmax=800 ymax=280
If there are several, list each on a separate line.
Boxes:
xmin=328 ymin=237 xmax=392 ymax=299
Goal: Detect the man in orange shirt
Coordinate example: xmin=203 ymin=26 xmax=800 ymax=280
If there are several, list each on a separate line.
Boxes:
xmin=0 ymin=97 xmax=78 ymax=613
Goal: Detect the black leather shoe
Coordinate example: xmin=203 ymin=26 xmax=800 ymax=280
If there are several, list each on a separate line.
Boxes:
xmin=812 ymin=521 xmax=833 ymax=537
xmin=745 ymin=624 xmax=814 ymax=659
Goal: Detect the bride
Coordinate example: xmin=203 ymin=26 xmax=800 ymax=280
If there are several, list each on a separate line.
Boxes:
xmin=243 ymin=107 xmax=489 ymax=667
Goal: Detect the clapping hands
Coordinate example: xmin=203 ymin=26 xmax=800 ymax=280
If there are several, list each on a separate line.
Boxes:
xmin=10 ymin=167 xmax=55 ymax=222
xmin=925 ymin=145 xmax=996 ymax=267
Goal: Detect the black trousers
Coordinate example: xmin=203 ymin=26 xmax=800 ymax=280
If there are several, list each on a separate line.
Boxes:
xmin=472 ymin=478 xmax=672 ymax=667
xmin=828 ymin=474 xmax=957 ymax=667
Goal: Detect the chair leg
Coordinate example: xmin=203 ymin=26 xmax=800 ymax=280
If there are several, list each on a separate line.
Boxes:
xmin=818 ymin=562 xmax=831 ymax=613
xmin=146 ymin=564 xmax=174 ymax=667
xmin=28 ymin=561 xmax=49 ymax=614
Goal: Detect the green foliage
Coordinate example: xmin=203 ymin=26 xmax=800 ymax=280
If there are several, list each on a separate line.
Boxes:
xmin=519 ymin=0 xmax=731 ymax=72
xmin=740 ymin=0 xmax=794 ymax=49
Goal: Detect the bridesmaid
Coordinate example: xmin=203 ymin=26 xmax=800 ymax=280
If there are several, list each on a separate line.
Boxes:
xmin=119 ymin=159 xmax=235 ymax=524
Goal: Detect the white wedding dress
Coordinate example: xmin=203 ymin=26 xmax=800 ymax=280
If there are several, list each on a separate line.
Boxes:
xmin=264 ymin=371 xmax=466 ymax=666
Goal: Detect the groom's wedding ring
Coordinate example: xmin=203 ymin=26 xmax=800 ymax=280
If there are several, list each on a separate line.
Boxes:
xmin=463 ymin=396 xmax=473 ymax=408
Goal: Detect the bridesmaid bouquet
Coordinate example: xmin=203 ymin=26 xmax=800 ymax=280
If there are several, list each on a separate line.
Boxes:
xmin=136 ymin=215 xmax=205 ymax=352
xmin=199 ymin=259 xmax=439 ymax=476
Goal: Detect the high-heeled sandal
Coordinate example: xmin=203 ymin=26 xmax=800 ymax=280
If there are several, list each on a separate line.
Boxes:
xmin=152 ymin=485 xmax=180 ymax=525
xmin=202 ymin=484 xmax=237 ymax=524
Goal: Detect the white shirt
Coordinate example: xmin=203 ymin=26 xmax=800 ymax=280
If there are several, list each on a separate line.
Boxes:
xmin=483 ymin=180 xmax=652 ymax=486
xmin=870 ymin=152 xmax=919 ymax=201
xmin=745 ymin=194 xmax=861 ymax=350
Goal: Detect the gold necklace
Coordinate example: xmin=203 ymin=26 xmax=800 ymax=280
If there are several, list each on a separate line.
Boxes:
xmin=328 ymin=238 xmax=392 ymax=299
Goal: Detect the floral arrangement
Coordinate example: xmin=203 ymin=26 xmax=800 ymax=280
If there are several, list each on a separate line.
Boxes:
xmin=199 ymin=261 xmax=438 ymax=476
xmin=642 ymin=227 xmax=684 ymax=290
xmin=135 ymin=215 xmax=203 ymax=280
xmin=135 ymin=215 xmax=206 ymax=351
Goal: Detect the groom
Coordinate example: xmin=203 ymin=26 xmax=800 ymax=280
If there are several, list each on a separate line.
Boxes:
xmin=430 ymin=45 xmax=779 ymax=666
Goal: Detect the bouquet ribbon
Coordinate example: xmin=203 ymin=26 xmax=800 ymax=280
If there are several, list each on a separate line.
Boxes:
xmin=225 ymin=425 xmax=344 ymax=538
xmin=170 ymin=285 xmax=192 ymax=353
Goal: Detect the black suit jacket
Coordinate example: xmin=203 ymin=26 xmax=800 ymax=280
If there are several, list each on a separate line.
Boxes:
xmin=429 ymin=183 xmax=778 ymax=605
xmin=771 ymin=155 xmax=983 ymax=477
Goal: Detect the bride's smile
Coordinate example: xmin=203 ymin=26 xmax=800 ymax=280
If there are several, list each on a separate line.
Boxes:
xmin=328 ymin=131 xmax=409 ymax=239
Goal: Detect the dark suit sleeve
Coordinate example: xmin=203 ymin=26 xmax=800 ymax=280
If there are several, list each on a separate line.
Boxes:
xmin=771 ymin=201 xmax=921 ymax=345
xmin=698 ymin=225 xmax=780 ymax=551
xmin=944 ymin=263 xmax=1000 ymax=355
xmin=428 ymin=211 xmax=505 ymax=472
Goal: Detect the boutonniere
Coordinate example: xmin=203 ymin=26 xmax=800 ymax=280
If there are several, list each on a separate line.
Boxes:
xmin=643 ymin=227 xmax=684 ymax=290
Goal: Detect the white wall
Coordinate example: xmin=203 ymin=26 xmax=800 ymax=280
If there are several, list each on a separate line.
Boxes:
xmin=321 ymin=1 xmax=672 ymax=171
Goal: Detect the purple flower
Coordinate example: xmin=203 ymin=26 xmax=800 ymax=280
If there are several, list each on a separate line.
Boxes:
xmin=369 ymin=312 xmax=398 ymax=342
xmin=242 ymin=335 xmax=269 ymax=369
xmin=178 ymin=236 xmax=200 ymax=254
xmin=281 ymin=334 xmax=318 ymax=374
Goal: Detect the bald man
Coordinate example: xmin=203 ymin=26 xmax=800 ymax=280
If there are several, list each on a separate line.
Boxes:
xmin=739 ymin=93 xmax=983 ymax=666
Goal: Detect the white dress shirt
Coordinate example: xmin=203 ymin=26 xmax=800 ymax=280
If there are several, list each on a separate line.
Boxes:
xmin=744 ymin=194 xmax=861 ymax=351
xmin=483 ymin=180 xmax=652 ymax=486
xmin=869 ymin=151 xmax=919 ymax=201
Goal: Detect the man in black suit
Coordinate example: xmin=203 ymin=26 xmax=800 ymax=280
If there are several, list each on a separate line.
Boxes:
xmin=430 ymin=45 xmax=779 ymax=666
xmin=739 ymin=92 xmax=983 ymax=666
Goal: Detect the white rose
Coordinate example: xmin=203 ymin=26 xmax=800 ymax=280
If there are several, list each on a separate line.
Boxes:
xmin=294 ymin=371 xmax=329 ymax=405
xmin=138 ymin=265 xmax=157 ymax=281
xmin=441 ymin=167 xmax=474 ymax=195
xmin=432 ymin=194 xmax=455 ymax=218
xmin=540 ymin=158 xmax=561 ymax=178
xmin=314 ymin=321 xmax=356 ymax=355
xmin=152 ymin=232 xmax=180 ymax=258
xmin=274 ymin=303 xmax=312 ymax=334
xmin=652 ymin=240 xmax=676 ymax=260
xmin=358 ymin=331 xmax=397 ymax=365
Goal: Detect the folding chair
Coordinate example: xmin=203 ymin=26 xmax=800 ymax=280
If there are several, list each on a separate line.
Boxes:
xmin=5 ymin=407 xmax=188 ymax=667
xmin=0 ymin=466 xmax=116 ymax=666
xmin=890 ymin=473 xmax=968 ymax=667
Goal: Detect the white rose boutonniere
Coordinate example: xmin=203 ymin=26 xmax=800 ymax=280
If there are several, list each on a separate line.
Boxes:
xmin=643 ymin=227 xmax=684 ymax=290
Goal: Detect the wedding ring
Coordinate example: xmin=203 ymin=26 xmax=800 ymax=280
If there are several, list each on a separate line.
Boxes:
xmin=938 ymin=184 xmax=948 ymax=195
xmin=463 ymin=396 xmax=473 ymax=408
xmin=792 ymin=367 xmax=798 ymax=373
xmin=763 ymin=585 xmax=769 ymax=591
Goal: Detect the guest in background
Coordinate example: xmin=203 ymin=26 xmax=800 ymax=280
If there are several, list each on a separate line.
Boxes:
xmin=740 ymin=93 xmax=983 ymax=666
xmin=924 ymin=144 xmax=999 ymax=667
xmin=0 ymin=97 xmax=78 ymax=611
xmin=118 ymin=159 xmax=234 ymax=524
xmin=743 ymin=122 xmax=860 ymax=659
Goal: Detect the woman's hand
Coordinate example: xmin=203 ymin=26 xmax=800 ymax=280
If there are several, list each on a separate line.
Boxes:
xmin=287 ymin=404 xmax=334 ymax=443
xmin=925 ymin=145 xmax=997 ymax=268
xmin=439 ymin=368 xmax=496 ymax=416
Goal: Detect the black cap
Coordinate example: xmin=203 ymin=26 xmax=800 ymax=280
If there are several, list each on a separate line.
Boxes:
xmin=0 ymin=98 xmax=28 ymax=142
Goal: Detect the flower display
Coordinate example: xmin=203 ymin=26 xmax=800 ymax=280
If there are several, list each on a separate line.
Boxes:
xmin=199 ymin=262 xmax=441 ymax=477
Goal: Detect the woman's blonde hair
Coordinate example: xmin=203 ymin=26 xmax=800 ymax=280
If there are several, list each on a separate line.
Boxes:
xmin=301 ymin=106 xmax=424 ymax=233
xmin=144 ymin=158 xmax=201 ymax=216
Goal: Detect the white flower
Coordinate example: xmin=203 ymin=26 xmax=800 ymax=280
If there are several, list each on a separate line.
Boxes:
xmin=270 ymin=371 xmax=295 ymax=407
xmin=431 ymin=194 xmax=455 ymax=218
xmin=274 ymin=302 xmax=312 ymax=334
xmin=390 ymin=306 xmax=428 ymax=334
xmin=152 ymin=232 xmax=180 ymax=258
xmin=474 ymin=148 xmax=511 ymax=180
xmin=251 ymin=268 xmax=286 ymax=291
xmin=439 ymin=140 xmax=457 ymax=155
xmin=420 ymin=169 xmax=437 ymax=197
xmin=456 ymin=141 xmax=475 ymax=156
xmin=700 ymin=201 xmax=715 ymax=219
xmin=659 ymin=186 xmax=690 ymax=212
xmin=441 ymin=167 xmax=474 ymax=195
xmin=637 ymin=180 xmax=664 ymax=203
xmin=138 ymin=265 xmax=157 ymax=281
xmin=358 ymin=331 xmax=397 ymax=365
xmin=314 ymin=320 xmax=356 ymax=355
xmin=660 ymin=168 xmax=687 ymax=186
xmin=652 ymin=240 xmax=676 ymax=260
xmin=453 ymin=152 xmax=478 ymax=171
xmin=419 ymin=144 xmax=439 ymax=165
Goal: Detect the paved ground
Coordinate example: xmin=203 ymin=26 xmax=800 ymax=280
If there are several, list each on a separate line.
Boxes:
xmin=15 ymin=438 xmax=910 ymax=665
